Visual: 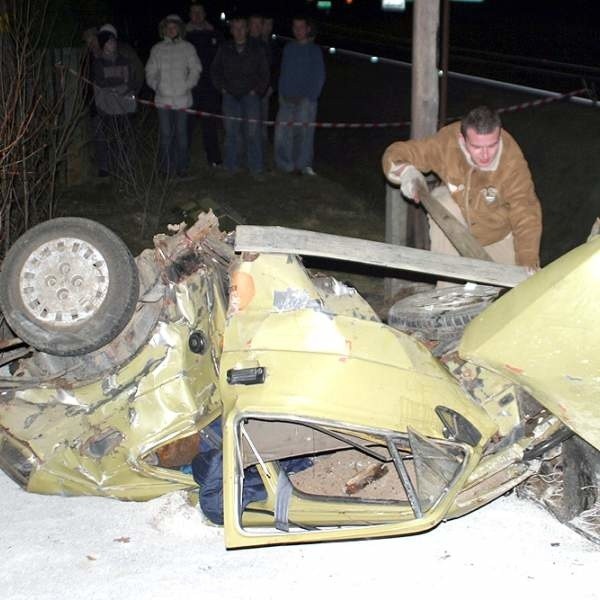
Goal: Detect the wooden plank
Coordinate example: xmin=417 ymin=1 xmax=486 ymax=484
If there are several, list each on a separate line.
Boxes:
xmin=416 ymin=179 xmax=493 ymax=261
xmin=234 ymin=225 xmax=529 ymax=288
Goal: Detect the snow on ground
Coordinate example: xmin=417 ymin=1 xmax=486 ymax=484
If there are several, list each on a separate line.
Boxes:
xmin=0 ymin=471 xmax=597 ymax=600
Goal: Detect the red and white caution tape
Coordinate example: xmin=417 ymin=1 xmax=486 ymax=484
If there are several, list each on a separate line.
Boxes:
xmin=59 ymin=64 xmax=591 ymax=129
xmin=496 ymin=88 xmax=588 ymax=114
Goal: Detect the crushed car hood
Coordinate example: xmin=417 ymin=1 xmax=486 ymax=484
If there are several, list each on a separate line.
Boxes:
xmin=460 ymin=235 xmax=600 ymax=449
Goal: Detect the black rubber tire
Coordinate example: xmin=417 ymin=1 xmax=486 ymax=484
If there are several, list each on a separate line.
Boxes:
xmin=0 ymin=217 xmax=139 ymax=356
xmin=387 ymin=285 xmax=501 ymax=338
xmin=560 ymin=435 xmax=600 ymax=522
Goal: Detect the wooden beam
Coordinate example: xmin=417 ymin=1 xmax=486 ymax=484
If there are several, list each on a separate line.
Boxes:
xmin=384 ymin=0 xmax=440 ymax=258
xmin=235 ymin=226 xmax=529 ymax=288
xmin=415 ymin=179 xmax=493 ymax=261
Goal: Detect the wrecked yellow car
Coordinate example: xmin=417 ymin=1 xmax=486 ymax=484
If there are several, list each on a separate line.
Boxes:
xmin=0 ymin=213 xmax=598 ymax=548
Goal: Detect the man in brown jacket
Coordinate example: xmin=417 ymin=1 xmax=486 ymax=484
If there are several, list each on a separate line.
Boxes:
xmin=382 ymin=106 xmax=542 ymax=269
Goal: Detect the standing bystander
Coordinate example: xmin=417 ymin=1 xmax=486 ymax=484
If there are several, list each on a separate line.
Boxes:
xmin=92 ymin=28 xmax=137 ymax=177
xmin=145 ymin=14 xmax=201 ymax=178
xmin=210 ymin=16 xmax=269 ymax=178
xmin=98 ymin=24 xmax=145 ymax=96
xmin=259 ymin=15 xmax=281 ymax=142
xmin=248 ymin=13 xmax=265 ymax=44
xmin=186 ymin=3 xmax=224 ymax=167
xmin=274 ymin=17 xmax=325 ymax=176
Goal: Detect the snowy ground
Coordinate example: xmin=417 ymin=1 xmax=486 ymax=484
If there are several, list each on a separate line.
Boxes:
xmin=0 ymin=472 xmax=597 ymax=600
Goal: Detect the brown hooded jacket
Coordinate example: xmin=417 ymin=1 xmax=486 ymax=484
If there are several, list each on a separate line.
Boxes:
xmin=382 ymin=122 xmax=542 ymax=268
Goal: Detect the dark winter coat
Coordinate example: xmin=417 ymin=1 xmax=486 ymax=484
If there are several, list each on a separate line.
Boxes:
xmin=93 ymin=53 xmax=136 ymax=115
xmin=186 ymin=27 xmax=223 ymax=90
xmin=210 ymin=39 xmax=269 ymax=98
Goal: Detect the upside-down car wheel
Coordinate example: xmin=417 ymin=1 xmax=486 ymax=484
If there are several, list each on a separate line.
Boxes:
xmin=0 ymin=217 xmax=139 ymax=356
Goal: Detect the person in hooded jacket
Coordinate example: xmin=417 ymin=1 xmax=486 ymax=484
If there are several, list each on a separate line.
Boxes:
xmin=145 ymin=14 xmax=202 ymax=177
xmin=382 ymin=106 xmax=542 ymax=269
xmin=98 ymin=23 xmax=145 ymax=96
xmin=92 ymin=29 xmax=137 ymax=177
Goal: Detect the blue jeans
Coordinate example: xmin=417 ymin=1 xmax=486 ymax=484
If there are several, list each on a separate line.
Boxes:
xmin=158 ymin=108 xmax=189 ymax=175
xmin=274 ymin=97 xmax=318 ymax=172
xmin=222 ymin=92 xmax=263 ymax=175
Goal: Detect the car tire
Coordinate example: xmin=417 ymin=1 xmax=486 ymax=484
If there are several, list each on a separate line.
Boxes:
xmin=560 ymin=435 xmax=600 ymax=522
xmin=387 ymin=284 xmax=501 ymax=338
xmin=0 ymin=217 xmax=139 ymax=356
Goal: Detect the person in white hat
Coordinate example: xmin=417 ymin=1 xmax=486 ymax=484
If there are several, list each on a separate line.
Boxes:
xmin=146 ymin=14 xmax=202 ymax=177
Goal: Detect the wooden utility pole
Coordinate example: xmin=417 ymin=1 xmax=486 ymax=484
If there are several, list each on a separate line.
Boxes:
xmin=411 ymin=0 xmax=440 ymax=139
xmin=409 ymin=0 xmax=440 ymax=250
xmin=386 ymin=0 xmax=441 ymax=251
xmin=439 ymin=0 xmax=450 ymax=127
xmin=385 ymin=0 xmax=441 ymax=302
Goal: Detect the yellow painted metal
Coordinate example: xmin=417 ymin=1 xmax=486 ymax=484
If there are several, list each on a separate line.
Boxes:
xmin=0 ymin=269 xmax=226 ymax=500
xmin=5 ymin=224 xmax=599 ymax=546
xmin=223 ymin=438 xmax=480 ymax=548
xmin=220 ymin=253 xmax=499 ymax=547
xmin=222 ymin=254 xmax=496 ymax=437
xmin=461 ymin=236 xmax=600 ymax=449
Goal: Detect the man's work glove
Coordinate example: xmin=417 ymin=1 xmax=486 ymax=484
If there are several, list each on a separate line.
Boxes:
xmin=386 ymin=162 xmax=427 ymax=203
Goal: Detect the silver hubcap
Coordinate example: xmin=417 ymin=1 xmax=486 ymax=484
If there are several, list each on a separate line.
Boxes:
xmin=19 ymin=237 xmax=110 ymax=326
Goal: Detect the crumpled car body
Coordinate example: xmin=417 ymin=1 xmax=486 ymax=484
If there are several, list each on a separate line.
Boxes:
xmin=0 ymin=213 xmax=599 ymax=548
xmin=0 ymin=215 xmax=230 ymax=500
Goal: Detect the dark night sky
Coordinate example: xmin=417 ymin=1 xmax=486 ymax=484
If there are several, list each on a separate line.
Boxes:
xmin=106 ymin=0 xmax=597 ymax=65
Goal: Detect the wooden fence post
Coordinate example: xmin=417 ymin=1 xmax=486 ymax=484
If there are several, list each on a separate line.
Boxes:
xmin=384 ymin=0 xmax=440 ymax=305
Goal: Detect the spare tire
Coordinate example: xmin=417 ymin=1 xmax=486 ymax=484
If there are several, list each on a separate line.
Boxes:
xmin=387 ymin=284 xmax=501 ymax=339
xmin=0 ymin=217 xmax=139 ymax=356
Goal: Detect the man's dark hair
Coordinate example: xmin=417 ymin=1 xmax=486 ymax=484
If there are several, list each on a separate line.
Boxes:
xmin=460 ymin=106 xmax=501 ymax=137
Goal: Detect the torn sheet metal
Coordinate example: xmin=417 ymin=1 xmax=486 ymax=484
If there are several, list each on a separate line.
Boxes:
xmin=460 ymin=235 xmax=600 ymax=449
xmin=0 ymin=215 xmax=230 ymax=500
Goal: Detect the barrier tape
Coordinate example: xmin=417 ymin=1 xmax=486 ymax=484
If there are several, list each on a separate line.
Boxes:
xmin=59 ymin=64 xmax=589 ymax=130
xmin=136 ymin=96 xmax=411 ymax=128
xmin=496 ymin=88 xmax=588 ymax=114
